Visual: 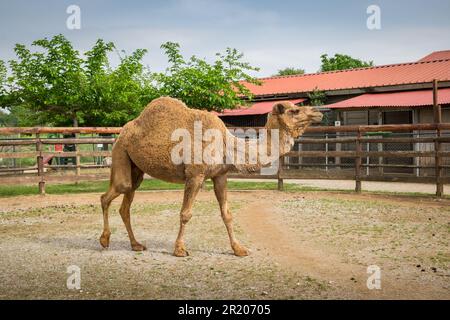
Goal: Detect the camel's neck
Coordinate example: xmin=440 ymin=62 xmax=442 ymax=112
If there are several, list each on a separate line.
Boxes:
xmin=227 ymin=116 xmax=298 ymax=173
xmin=264 ymin=116 xmax=297 ymax=157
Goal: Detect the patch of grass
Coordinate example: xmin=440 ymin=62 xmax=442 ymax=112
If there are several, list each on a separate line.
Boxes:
xmin=430 ymin=252 xmax=450 ymax=268
xmin=0 ymin=177 xmax=447 ymax=199
xmin=303 ymin=276 xmax=329 ymax=292
xmin=0 ymin=179 xmax=318 ymax=197
xmin=0 ymin=179 xmax=184 ymax=197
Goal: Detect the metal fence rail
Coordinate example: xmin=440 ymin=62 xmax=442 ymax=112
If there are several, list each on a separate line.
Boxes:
xmin=0 ymin=123 xmax=449 ymax=197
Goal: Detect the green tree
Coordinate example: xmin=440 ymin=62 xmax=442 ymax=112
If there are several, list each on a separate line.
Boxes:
xmin=275 ymin=67 xmax=305 ymax=76
xmin=1 ymin=34 xmax=157 ymax=127
xmin=0 ymin=60 xmax=9 ymax=108
xmin=153 ymin=42 xmax=260 ymax=112
xmin=307 ymin=87 xmax=326 ymax=106
xmin=0 ymin=60 xmax=6 ymax=93
xmin=0 ymin=109 xmax=18 ymax=126
xmin=307 ymin=87 xmax=328 ymax=125
xmin=320 ymin=53 xmax=373 ymax=72
xmin=0 ymin=36 xmax=261 ymax=126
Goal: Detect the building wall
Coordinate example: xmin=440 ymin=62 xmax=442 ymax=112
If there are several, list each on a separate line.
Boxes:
xmin=343 ymin=110 xmax=368 ymax=125
xmin=419 ymin=107 xmax=450 ymax=122
xmin=418 ymin=107 xmax=450 ymax=176
xmin=337 ymin=107 xmax=450 ymax=176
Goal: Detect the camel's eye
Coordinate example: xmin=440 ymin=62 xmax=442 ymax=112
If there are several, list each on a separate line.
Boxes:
xmin=290 ymin=109 xmax=300 ymax=115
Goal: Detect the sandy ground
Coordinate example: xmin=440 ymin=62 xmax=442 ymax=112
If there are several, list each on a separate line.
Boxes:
xmin=0 ymin=190 xmax=449 ymax=300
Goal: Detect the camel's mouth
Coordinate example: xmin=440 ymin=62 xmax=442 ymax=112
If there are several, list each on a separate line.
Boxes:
xmin=310 ymin=112 xmax=323 ymax=124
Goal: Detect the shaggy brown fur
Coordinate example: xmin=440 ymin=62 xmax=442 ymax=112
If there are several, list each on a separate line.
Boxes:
xmin=100 ymin=97 xmax=322 ymax=256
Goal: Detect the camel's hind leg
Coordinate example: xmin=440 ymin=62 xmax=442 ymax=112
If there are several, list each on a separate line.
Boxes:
xmin=100 ymin=186 xmax=120 ymax=249
xmin=99 ymin=142 xmax=134 ymax=249
xmin=119 ymin=165 xmax=145 ymax=251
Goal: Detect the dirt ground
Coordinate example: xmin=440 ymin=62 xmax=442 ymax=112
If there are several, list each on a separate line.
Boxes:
xmin=0 ymin=190 xmax=449 ymax=300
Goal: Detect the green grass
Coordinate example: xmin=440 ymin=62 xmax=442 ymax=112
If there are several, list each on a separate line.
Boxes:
xmin=0 ymin=178 xmax=447 ymax=198
xmin=0 ymin=179 xmax=180 ymax=197
xmin=0 ymin=179 xmax=320 ymax=197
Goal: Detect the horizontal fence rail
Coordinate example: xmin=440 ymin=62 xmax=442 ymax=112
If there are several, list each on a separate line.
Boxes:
xmin=0 ymin=123 xmax=449 ymax=197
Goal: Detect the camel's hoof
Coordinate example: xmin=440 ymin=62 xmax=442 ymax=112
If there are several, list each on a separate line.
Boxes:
xmin=233 ymin=244 xmax=249 ymax=257
xmin=99 ymin=232 xmax=110 ymax=248
xmin=173 ymin=244 xmax=189 ymax=257
xmin=131 ymin=243 xmax=147 ymax=251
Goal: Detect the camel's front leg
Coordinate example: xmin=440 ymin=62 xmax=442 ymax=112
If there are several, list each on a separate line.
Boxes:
xmin=173 ymin=175 xmax=204 ymax=257
xmin=212 ymin=175 xmax=249 ymax=257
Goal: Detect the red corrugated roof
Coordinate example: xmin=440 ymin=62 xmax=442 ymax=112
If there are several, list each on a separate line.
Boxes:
xmin=325 ymin=88 xmax=450 ymax=109
xmin=242 ymin=59 xmax=450 ymax=96
xmin=218 ymin=98 xmax=306 ymax=116
xmin=418 ymin=50 xmax=450 ymax=62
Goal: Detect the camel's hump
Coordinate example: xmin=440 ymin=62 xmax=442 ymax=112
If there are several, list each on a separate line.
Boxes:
xmin=138 ymin=96 xmax=223 ymax=126
xmin=119 ymin=96 xmax=227 ymax=151
xmin=143 ymin=96 xmax=189 ymax=113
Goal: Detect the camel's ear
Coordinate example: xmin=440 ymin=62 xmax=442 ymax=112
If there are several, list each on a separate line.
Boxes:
xmin=272 ymin=103 xmax=286 ymax=115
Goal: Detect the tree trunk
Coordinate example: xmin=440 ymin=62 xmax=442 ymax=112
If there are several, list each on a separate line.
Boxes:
xmin=73 ymin=115 xmax=79 ymax=127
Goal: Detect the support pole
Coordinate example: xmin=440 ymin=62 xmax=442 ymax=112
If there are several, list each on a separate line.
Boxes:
xmin=355 ymin=130 xmax=362 ymax=193
xmin=377 ymin=110 xmax=383 ymax=175
xmin=277 ymin=156 xmax=284 ymax=191
xmin=75 ymin=133 xmax=81 ymax=179
xmin=335 ymin=111 xmax=341 ymax=169
xmin=36 ymin=133 xmax=45 ymax=195
xmin=433 ymin=80 xmax=443 ymax=198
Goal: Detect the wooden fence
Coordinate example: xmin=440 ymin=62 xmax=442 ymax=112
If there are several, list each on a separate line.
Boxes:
xmin=0 ymin=123 xmax=449 ymax=197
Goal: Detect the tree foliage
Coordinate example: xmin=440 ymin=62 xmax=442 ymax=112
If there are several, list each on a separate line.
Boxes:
xmin=307 ymin=87 xmax=326 ymax=106
xmin=320 ymin=53 xmax=373 ymax=72
xmin=0 ymin=35 xmax=260 ymax=126
xmin=153 ymin=42 xmax=260 ymax=112
xmin=0 ymin=109 xmax=18 ymax=126
xmin=275 ymin=67 xmax=305 ymax=76
xmin=0 ymin=35 xmax=158 ymax=126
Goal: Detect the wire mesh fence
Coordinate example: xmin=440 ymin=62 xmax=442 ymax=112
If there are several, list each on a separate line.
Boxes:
xmin=288 ymin=130 xmax=450 ymax=178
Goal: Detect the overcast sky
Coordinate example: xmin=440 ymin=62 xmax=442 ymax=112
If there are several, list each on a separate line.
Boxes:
xmin=1 ymin=0 xmax=449 ymax=77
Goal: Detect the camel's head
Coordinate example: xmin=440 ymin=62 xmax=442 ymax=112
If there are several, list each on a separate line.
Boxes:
xmin=269 ymin=101 xmax=323 ymax=137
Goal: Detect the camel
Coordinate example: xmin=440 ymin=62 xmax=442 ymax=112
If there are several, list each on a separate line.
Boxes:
xmin=99 ymin=97 xmax=322 ymax=257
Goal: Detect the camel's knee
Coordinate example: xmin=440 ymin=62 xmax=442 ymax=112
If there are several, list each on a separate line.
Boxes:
xmin=115 ymin=182 xmax=132 ymax=194
xmin=180 ymin=211 xmax=192 ymax=224
xmin=221 ymin=210 xmax=233 ymax=224
xmin=100 ymin=193 xmax=110 ymax=210
xmin=101 ymin=187 xmax=122 ymax=210
xmin=119 ymin=204 xmax=132 ymax=222
xmin=119 ymin=205 xmax=128 ymax=217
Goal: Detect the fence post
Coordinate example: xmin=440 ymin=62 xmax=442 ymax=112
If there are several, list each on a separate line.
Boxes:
xmin=433 ymin=79 xmax=443 ymax=198
xmin=325 ymin=133 xmax=329 ymax=172
xmin=355 ymin=130 xmax=362 ymax=193
xmin=36 ymin=133 xmax=45 ymax=195
xmin=435 ymin=130 xmax=443 ymax=197
xmin=277 ymin=156 xmax=284 ymax=191
xmin=75 ymin=133 xmax=81 ymax=178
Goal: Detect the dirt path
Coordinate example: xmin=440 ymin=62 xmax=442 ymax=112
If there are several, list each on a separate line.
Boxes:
xmin=238 ymin=199 xmax=448 ymax=299
xmin=1 ymin=190 xmax=449 ymax=299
